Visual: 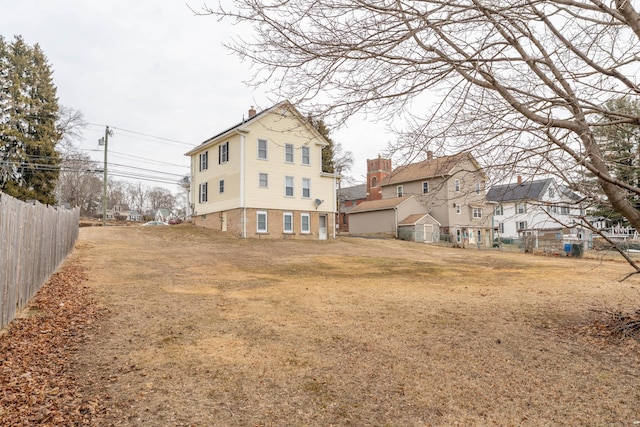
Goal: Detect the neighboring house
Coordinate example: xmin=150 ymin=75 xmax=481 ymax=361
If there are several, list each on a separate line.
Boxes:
xmin=347 ymin=195 xmax=437 ymax=238
xmin=155 ymin=208 xmax=171 ymax=222
xmin=105 ymin=203 xmax=130 ymax=220
xmin=129 ymin=209 xmax=142 ymax=222
xmin=487 ymin=177 xmax=587 ymax=248
xmin=353 ymin=151 xmax=494 ymax=247
xmin=185 ymin=101 xmax=337 ymax=239
xmin=336 ymin=183 xmax=367 ymax=233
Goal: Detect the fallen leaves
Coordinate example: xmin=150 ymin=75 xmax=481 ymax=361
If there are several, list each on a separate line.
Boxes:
xmin=0 ymin=261 xmax=106 ymax=426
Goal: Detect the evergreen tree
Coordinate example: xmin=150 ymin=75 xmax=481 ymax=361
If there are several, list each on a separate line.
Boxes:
xmin=307 ymin=115 xmax=335 ymax=173
xmin=592 ymin=97 xmax=640 ymax=224
xmin=0 ymin=36 xmax=61 ymax=204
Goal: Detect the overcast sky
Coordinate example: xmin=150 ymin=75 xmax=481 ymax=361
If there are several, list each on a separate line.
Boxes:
xmin=0 ymin=0 xmax=393 ymax=191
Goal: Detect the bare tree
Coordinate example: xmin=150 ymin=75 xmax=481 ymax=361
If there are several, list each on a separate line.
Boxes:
xmin=147 ymin=186 xmax=176 ymax=213
xmin=207 ymin=0 xmax=640 ymax=274
xmin=56 ymin=151 xmax=102 ymax=215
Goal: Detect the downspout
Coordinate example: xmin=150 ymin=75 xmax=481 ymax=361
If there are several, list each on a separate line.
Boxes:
xmin=239 ymin=132 xmax=247 ymax=238
xmin=333 ymin=174 xmax=337 ymax=239
xmin=394 ymin=206 xmax=399 ymax=239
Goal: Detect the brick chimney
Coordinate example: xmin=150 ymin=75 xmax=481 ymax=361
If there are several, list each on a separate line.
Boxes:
xmin=427 ymin=151 xmax=433 ymax=161
xmin=248 ymin=106 xmax=257 ymax=118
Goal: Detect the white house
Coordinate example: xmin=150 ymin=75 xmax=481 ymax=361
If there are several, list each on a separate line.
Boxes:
xmin=487 ymin=177 xmax=586 ymax=242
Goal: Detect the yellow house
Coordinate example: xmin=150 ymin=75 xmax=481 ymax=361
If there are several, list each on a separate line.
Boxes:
xmin=185 ymin=101 xmax=337 ymax=239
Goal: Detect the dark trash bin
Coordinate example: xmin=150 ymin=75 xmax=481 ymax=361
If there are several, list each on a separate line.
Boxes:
xmin=570 ymin=243 xmax=583 ymax=258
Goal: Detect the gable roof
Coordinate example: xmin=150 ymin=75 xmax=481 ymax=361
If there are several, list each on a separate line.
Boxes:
xmin=398 ymin=213 xmax=441 ymax=226
xmin=338 ymin=184 xmax=367 ymax=201
xmin=348 ymin=195 xmax=414 ymax=214
xmin=185 ymin=100 xmax=328 ymax=156
xmin=486 ymin=178 xmax=553 ymax=202
xmin=381 ymin=152 xmax=483 ymax=186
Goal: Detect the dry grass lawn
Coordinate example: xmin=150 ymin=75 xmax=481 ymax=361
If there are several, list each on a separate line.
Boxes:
xmin=70 ymin=225 xmax=640 ymax=426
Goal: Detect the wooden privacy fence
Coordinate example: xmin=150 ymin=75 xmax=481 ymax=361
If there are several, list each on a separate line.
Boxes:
xmin=0 ymin=192 xmax=80 ymax=330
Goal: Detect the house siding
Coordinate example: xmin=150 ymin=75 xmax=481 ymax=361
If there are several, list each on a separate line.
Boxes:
xmin=187 ymin=101 xmax=337 ymax=239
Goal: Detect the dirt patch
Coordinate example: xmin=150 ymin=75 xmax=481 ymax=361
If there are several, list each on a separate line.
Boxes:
xmin=3 ymin=224 xmax=640 ymax=426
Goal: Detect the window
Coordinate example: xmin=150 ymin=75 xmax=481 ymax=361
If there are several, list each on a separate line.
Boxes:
xmin=561 ymin=206 xmax=570 ymax=215
xmin=301 ymin=146 xmax=310 ymax=165
xmin=517 ymin=202 xmax=527 ymax=214
xmin=259 ymin=173 xmax=268 ymax=188
xmin=472 ymin=208 xmax=482 ymax=219
xmin=219 ymin=179 xmax=225 ymax=193
xmin=498 ymin=222 xmax=504 ymax=233
xmin=495 ymin=204 xmax=503 ymax=216
xmin=283 ymin=212 xmax=293 ymax=233
xmin=549 ymin=187 xmax=555 ymax=197
xmin=455 ymin=179 xmax=460 ymax=192
xmin=257 ymin=139 xmax=268 ymax=160
xmin=517 ymin=221 xmax=527 ymax=231
xmin=257 ymin=211 xmax=268 ymax=233
xmin=475 ymin=182 xmax=482 ymax=195
xmin=285 ymin=176 xmax=294 ymax=197
xmin=219 ymin=141 xmax=229 ymax=164
xmin=549 ymin=204 xmax=557 ymax=214
xmin=285 ymin=144 xmax=294 ymax=163
xmin=456 ymin=205 xmax=461 ymax=214
xmin=371 ymin=177 xmax=377 ymax=187
xmin=301 ymin=213 xmax=310 ymax=233
xmin=422 ymin=181 xmax=429 ymax=194
xmin=199 ymin=151 xmax=208 ymax=171
xmin=302 ymin=178 xmax=311 ymax=198
xmin=199 ymin=182 xmax=208 ymax=203
xmin=397 ymin=185 xmax=403 ymax=197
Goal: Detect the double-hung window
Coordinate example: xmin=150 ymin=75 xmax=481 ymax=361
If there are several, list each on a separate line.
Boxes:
xmin=454 ymin=179 xmax=460 ymax=192
xmin=301 ymin=213 xmax=310 ymax=233
xmin=517 ymin=202 xmax=526 ymax=214
xmin=219 ymin=179 xmax=225 ymax=194
xmin=219 ymin=141 xmax=229 ymax=164
xmin=302 ymin=178 xmax=311 ymax=198
xmin=259 ymin=173 xmax=268 ymax=188
xmin=472 ymin=208 xmax=482 ymax=219
xmin=199 ymin=151 xmax=208 ymax=171
xmin=283 ymin=212 xmax=293 ymax=233
xmin=301 ymin=146 xmax=310 ymax=165
xmin=397 ymin=185 xmax=403 ymax=197
xmin=257 ymin=139 xmax=268 ymax=160
xmin=199 ymin=182 xmax=208 ymax=203
xmin=422 ymin=181 xmax=429 ymax=194
xmin=285 ymin=176 xmax=294 ymax=197
xmin=495 ymin=204 xmax=503 ymax=216
xmin=517 ymin=221 xmax=527 ymax=230
xmin=285 ymin=144 xmax=294 ymax=163
xmin=257 ymin=211 xmax=268 ymax=233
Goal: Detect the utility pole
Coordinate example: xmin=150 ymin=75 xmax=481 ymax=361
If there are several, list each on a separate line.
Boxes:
xmin=99 ymin=126 xmax=113 ymax=226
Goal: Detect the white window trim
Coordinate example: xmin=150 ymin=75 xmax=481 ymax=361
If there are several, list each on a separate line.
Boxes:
xmin=472 ymin=207 xmax=482 ymax=219
xmin=259 ymin=173 xmax=268 ymax=188
xmin=285 ymin=176 xmax=294 ymax=197
xmin=199 ymin=182 xmax=208 ymax=203
xmin=283 ymin=212 xmax=294 ymax=233
xmin=397 ymin=185 xmax=403 ymax=197
xmin=257 ymin=211 xmax=268 ymax=233
xmin=285 ymin=143 xmax=294 ymax=163
xmin=422 ymin=181 xmax=429 ymax=194
xmin=301 ymin=213 xmax=311 ymax=234
xmin=302 ymin=178 xmax=311 ymax=199
xmin=456 ymin=205 xmax=461 ymax=214
xmin=219 ymin=179 xmax=224 ymax=194
xmin=301 ymin=146 xmax=310 ymax=165
xmin=454 ymin=179 xmax=460 ymax=192
xmin=257 ymin=139 xmax=268 ymax=160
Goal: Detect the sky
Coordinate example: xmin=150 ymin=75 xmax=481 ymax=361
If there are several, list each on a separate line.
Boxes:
xmin=0 ymin=0 xmax=394 ymax=192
